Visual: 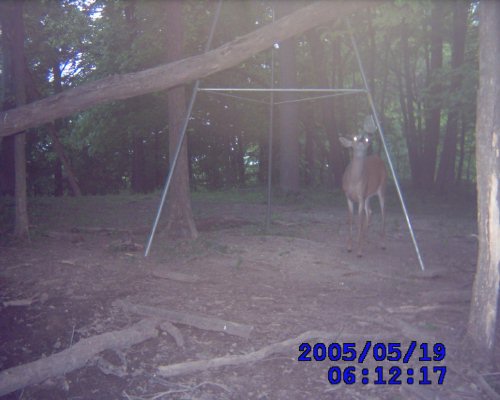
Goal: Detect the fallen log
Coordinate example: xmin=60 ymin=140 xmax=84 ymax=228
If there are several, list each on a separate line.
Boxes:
xmin=157 ymin=330 xmax=382 ymax=377
xmin=0 ymin=318 xmax=159 ymax=397
xmin=114 ymin=299 xmax=253 ymax=339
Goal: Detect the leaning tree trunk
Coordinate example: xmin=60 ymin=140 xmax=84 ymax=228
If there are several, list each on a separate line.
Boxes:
xmin=0 ymin=1 xmax=376 ymax=139
xmin=164 ymin=0 xmax=198 ymax=240
xmin=466 ymin=0 xmax=500 ymax=364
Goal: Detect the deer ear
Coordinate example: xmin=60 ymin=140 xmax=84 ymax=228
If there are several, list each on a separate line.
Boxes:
xmin=339 ymin=137 xmax=352 ymax=148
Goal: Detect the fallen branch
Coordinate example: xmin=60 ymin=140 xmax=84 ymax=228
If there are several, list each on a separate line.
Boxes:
xmin=157 ymin=330 xmax=382 ymax=377
xmin=114 ymin=299 xmax=253 ymax=339
xmin=71 ymin=226 xmax=132 ymax=234
xmin=160 ymin=321 xmax=185 ymax=348
xmin=151 ymin=270 xmax=201 ymax=283
xmin=470 ymin=370 xmax=500 ymax=400
xmin=0 ymin=318 xmax=159 ymax=397
xmin=2 ymin=298 xmax=34 ymax=307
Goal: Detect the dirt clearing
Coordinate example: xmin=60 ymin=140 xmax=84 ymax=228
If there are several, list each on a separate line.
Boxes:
xmin=0 ymin=190 xmax=497 ymax=399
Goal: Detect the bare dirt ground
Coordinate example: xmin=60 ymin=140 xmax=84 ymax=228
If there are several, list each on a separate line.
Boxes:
xmin=0 ymin=189 xmax=498 ymax=399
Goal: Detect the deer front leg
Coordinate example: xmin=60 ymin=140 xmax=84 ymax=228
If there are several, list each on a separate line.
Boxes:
xmin=346 ymin=198 xmax=354 ymax=252
xmin=364 ymin=198 xmax=373 ymax=243
xmin=378 ymin=191 xmax=386 ymax=250
xmin=356 ymin=199 xmax=365 ymax=257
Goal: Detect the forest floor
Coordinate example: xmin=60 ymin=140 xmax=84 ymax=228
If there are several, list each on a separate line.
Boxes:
xmin=0 ymin=187 xmax=498 ymax=400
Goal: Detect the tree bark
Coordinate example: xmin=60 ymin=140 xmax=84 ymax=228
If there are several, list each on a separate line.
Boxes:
xmin=435 ymin=0 xmax=468 ymax=193
xmin=0 ymin=139 xmax=15 ymax=196
xmin=302 ymin=104 xmax=316 ymax=187
xmin=0 ymin=7 xmax=16 ymax=196
xmin=50 ymin=60 xmax=82 ymax=197
xmin=378 ymin=34 xmax=391 ymax=143
xmin=164 ymin=0 xmax=197 ymax=239
xmin=422 ymin=3 xmax=445 ymax=190
xmin=125 ymin=1 xmax=146 ymax=194
xmin=0 ymin=1 xmax=377 ymax=139
xmin=4 ymin=0 xmax=29 ymax=238
xmin=456 ymin=113 xmax=467 ymax=186
xmin=308 ymin=30 xmax=344 ymax=188
xmin=400 ymin=19 xmax=421 ymax=187
xmin=52 ymin=61 xmax=64 ymax=196
xmin=48 ymin=124 xmax=82 ymax=197
xmin=466 ymin=0 xmax=500 ymax=364
xmin=276 ymin=2 xmax=300 ymax=194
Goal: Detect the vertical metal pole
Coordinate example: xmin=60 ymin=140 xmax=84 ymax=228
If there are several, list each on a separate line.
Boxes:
xmin=145 ymin=1 xmax=223 ymax=257
xmin=266 ymin=5 xmax=276 ymax=230
xmin=347 ymin=18 xmax=426 ymax=271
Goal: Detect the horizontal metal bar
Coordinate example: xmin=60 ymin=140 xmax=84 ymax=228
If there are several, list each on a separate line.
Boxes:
xmin=274 ymin=90 xmax=366 ymax=105
xmin=201 ymin=90 xmax=270 ymax=105
xmin=198 ymin=87 xmax=366 ymax=93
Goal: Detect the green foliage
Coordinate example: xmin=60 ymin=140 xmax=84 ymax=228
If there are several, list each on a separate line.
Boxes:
xmin=1 ymin=0 xmax=479 ymax=197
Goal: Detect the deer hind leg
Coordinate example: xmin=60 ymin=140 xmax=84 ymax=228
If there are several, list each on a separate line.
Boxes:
xmin=346 ymin=198 xmax=354 ymax=252
xmin=377 ymin=190 xmax=386 ymax=249
xmin=356 ymin=199 xmax=365 ymax=257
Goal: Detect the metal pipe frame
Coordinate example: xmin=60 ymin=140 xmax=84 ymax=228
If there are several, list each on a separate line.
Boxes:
xmin=274 ymin=90 xmax=366 ymax=106
xmin=347 ymin=18 xmax=426 ymax=271
xmin=266 ymin=11 xmax=276 ymax=231
xmin=199 ymin=88 xmax=365 ymax=106
xmin=145 ymin=4 xmax=425 ymax=273
xmin=144 ymin=1 xmax=223 ymax=257
xmin=198 ymin=87 xmax=366 ymax=93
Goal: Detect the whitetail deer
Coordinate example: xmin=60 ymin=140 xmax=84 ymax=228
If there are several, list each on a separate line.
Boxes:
xmin=339 ymin=133 xmax=387 ymax=257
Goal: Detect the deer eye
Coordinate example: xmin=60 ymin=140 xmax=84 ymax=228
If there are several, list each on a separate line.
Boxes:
xmin=364 ymin=137 xmax=369 ymax=143
xmin=353 ymin=136 xmax=359 ymax=142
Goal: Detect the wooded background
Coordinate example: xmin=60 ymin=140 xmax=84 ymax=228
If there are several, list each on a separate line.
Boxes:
xmin=0 ymin=0 xmax=479 ymax=197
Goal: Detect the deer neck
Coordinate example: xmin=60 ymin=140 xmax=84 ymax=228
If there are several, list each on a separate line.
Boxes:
xmin=349 ymin=154 xmax=369 ymax=179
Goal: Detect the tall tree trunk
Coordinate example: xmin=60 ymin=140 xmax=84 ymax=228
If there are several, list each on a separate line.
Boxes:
xmin=50 ymin=61 xmax=82 ymax=197
xmin=276 ymin=2 xmax=300 ymax=194
xmin=467 ymin=0 xmax=500 ymax=364
xmin=3 ymin=0 xmax=29 ymax=237
xmin=258 ymin=134 xmax=268 ymax=185
xmin=0 ymin=5 xmax=16 ymax=196
xmin=164 ymin=0 xmax=197 ymax=239
xmin=308 ymin=30 xmax=343 ymax=188
xmin=422 ymin=3 xmax=445 ymax=190
xmin=0 ymin=137 xmax=15 ymax=196
xmin=125 ymin=1 xmax=146 ymax=194
xmin=301 ymin=103 xmax=315 ymax=187
xmin=48 ymin=124 xmax=82 ymax=196
xmin=20 ymin=60 xmax=82 ymax=197
xmin=400 ymin=19 xmax=421 ymax=186
xmin=435 ymin=0 xmax=468 ymax=193
xmin=456 ymin=113 xmax=467 ymax=187
xmin=378 ymin=34 xmax=391 ymax=143
xmin=236 ymin=135 xmax=245 ymax=187
xmin=52 ymin=61 xmax=64 ymax=196
xmin=367 ymin=10 xmax=376 ymax=100
xmin=131 ymin=133 xmax=146 ymax=193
